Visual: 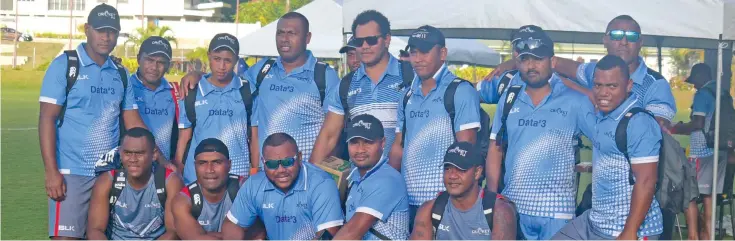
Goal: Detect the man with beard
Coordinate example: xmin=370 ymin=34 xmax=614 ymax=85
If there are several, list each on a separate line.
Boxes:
xmin=339 ymin=37 xmax=360 ymax=73
xmin=485 ymin=26 xmax=596 ymax=240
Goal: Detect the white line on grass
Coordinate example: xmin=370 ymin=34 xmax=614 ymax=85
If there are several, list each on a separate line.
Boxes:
xmin=2 ymin=127 xmax=37 ymax=131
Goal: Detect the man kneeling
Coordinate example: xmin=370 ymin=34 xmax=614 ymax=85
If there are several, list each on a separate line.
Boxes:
xmin=87 ymin=128 xmax=183 ymax=240
xmin=411 ymin=142 xmax=518 ymax=240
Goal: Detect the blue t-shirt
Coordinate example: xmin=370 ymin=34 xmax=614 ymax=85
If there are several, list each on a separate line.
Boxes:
xmin=39 ymin=43 xmax=135 ymax=177
xmin=345 ymin=159 xmax=410 ymax=240
xmin=490 ymin=74 xmax=596 ymax=219
xmin=396 ymin=64 xmax=481 ymax=205
xmin=108 ymin=170 xmax=171 ymax=240
xmin=178 ymin=74 xmax=252 ymax=183
xmin=588 ymin=95 xmax=663 ymax=238
xmin=477 ymin=70 xmax=524 ymax=104
xmin=226 ymin=163 xmax=344 ymax=240
xmin=131 ymin=73 xmax=177 ymax=160
xmin=575 ymin=57 xmax=676 ymax=121
xmin=689 ymin=81 xmax=716 ymax=158
xmin=246 ymin=51 xmax=340 ymax=163
xmin=327 ymin=56 xmax=409 ymax=156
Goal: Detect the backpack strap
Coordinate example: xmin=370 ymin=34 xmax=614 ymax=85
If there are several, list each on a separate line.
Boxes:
xmin=168 ymin=82 xmax=180 ymax=161
xmin=339 ymin=71 xmax=356 ymax=120
xmin=109 ymin=168 xmax=126 ymax=212
xmin=182 ymin=84 xmax=199 ymax=165
xmin=154 ymin=166 xmax=173 ymax=206
xmin=252 ymin=59 xmax=276 ymax=100
xmin=314 ymin=62 xmax=328 ymax=104
xmin=239 ymin=77 xmax=254 ymax=142
xmin=226 ymin=174 xmax=241 ymax=202
xmin=187 ymin=181 xmax=204 ymax=219
xmin=430 ymin=192 xmax=450 ymax=236
xmin=400 ymin=89 xmax=413 ymax=147
xmin=398 ymin=60 xmax=415 ymax=90
xmin=57 ymin=50 xmax=80 ymax=128
xmin=481 ymin=189 xmax=498 ymax=231
xmin=497 ymin=70 xmax=518 ymax=97
xmin=497 ymin=85 xmax=522 ymax=146
xmin=114 ymin=58 xmax=129 ymax=144
xmin=443 ymin=78 xmax=470 ymax=141
xmin=342 ymin=180 xmax=354 ymax=215
xmin=615 ymin=107 xmax=653 ymax=186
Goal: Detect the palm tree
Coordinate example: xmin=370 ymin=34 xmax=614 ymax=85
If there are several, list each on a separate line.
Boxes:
xmin=185 ymin=47 xmax=209 ymax=72
xmin=124 ymin=24 xmax=178 ymax=53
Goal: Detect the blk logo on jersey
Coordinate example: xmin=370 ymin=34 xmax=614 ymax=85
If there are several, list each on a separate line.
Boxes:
xmin=510 ymin=107 xmax=520 ymax=114
xmin=263 ymin=203 xmax=274 ymax=209
xmin=78 ymin=75 xmax=89 ymax=80
xmin=518 ymin=118 xmax=547 ymax=127
xmin=270 ymin=84 xmax=295 ymax=92
xmin=58 ymin=225 xmax=76 ymax=232
xmin=438 ymin=224 xmax=450 ymax=232
xmin=409 ymin=110 xmax=430 ymax=118
xmin=195 ymin=100 xmax=209 ymax=107
xmin=91 ymin=86 xmax=116 ymax=95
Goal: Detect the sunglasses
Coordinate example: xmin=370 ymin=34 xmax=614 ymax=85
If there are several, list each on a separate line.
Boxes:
xmin=513 ymin=38 xmax=545 ymax=51
xmin=607 ymin=30 xmax=640 ymax=42
xmin=352 ymin=35 xmax=382 ymax=47
xmin=264 ymin=156 xmax=297 ymax=170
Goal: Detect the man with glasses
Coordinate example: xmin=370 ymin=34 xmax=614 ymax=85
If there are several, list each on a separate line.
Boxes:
xmin=486 ymin=26 xmax=596 ymax=240
xmin=222 ymin=133 xmax=344 ymax=240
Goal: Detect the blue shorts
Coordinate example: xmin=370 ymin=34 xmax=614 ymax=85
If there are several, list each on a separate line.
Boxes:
xmin=48 ymin=174 xmax=96 ymax=238
xmin=551 ymin=210 xmax=660 ymax=240
xmin=519 ymin=213 xmax=570 ymax=240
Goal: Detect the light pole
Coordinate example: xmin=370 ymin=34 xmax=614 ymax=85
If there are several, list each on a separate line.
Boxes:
xmin=68 ymin=0 xmax=73 ymax=50
xmin=141 ymin=0 xmax=145 ymax=29
xmin=235 ymin=0 xmax=240 ymax=36
xmin=12 ymin=0 xmax=18 ymax=68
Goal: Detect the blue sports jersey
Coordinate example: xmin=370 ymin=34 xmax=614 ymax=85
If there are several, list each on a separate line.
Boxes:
xmin=131 ymin=73 xmax=176 ymax=160
xmin=490 ymin=74 xmax=596 ymax=219
xmin=345 ymin=158 xmax=410 ymax=240
xmin=246 ymin=51 xmax=339 ymax=162
xmin=39 ymin=43 xmax=135 ymax=177
xmin=327 ymin=56 xmax=408 ymax=156
xmin=587 ymin=95 xmax=663 ymax=238
xmin=689 ymin=81 xmax=716 ymax=158
xmin=178 ymin=74 xmax=251 ymax=183
xmin=477 ymin=70 xmax=524 ymax=104
xmin=575 ymin=57 xmax=676 ymax=121
xmin=397 ymin=64 xmax=481 ymax=205
xmin=226 ymin=163 xmax=344 ymax=240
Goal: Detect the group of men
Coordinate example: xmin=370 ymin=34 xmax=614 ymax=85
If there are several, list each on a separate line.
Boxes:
xmin=38 ymin=2 xmax=725 ymax=240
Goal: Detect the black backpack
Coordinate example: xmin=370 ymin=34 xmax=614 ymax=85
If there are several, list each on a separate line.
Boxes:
xmin=59 ymin=50 xmax=129 ymax=143
xmin=334 ymin=60 xmax=414 ymax=160
xmin=430 ymin=190 xmax=520 ymax=239
xmin=400 ymin=78 xmax=491 ymax=159
xmin=489 ymin=84 xmax=523 ymax=192
xmin=495 ymin=70 xmax=518 ymax=100
xmin=108 ymin=165 xmax=173 ymax=213
xmin=186 ymin=175 xmax=241 ymax=219
xmin=700 ymin=83 xmax=735 ymax=150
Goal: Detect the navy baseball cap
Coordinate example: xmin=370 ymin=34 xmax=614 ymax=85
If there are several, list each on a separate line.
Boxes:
xmin=87 ymin=3 xmax=120 ymax=31
xmin=339 ymin=36 xmax=358 ymax=54
xmin=407 ymin=25 xmax=445 ymax=53
xmin=208 ymin=33 xmax=240 ymax=56
xmin=195 ymin=138 xmax=230 ymax=159
xmin=443 ymin=142 xmax=483 ymax=170
xmin=346 ymin=114 xmax=384 ymax=142
xmin=512 ymin=25 xmax=554 ymax=58
xmin=139 ymin=36 xmax=172 ymax=61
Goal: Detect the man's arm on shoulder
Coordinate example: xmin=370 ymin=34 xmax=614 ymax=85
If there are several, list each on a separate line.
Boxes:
xmin=491 ymin=198 xmax=518 ymax=240
xmin=645 ymin=79 xmax=677 ymax=130
xmin=158 ymin=173 xmax=184 ymax=240
xmin=551 ymin=56 xmax=584 ymax=81
xmin=410 ymin=200 xmax=435 ymax=240
xmin=87 ymin=173 xmax=113 ymax=240
xmin=172 ymin=193 xmax=219 ymax=240
xmin=310 ymin=111 xmax=345 ymax=164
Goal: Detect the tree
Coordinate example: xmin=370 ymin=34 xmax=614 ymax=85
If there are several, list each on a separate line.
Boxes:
xmin=233 ymin=0 xmax=311 ymax=26
xmin=452 ymin=65 xmax=493 ymax=83
xmin=124 ymin=24 xmax=178 ymax=54
xmin=185 ymin=47 xmax=209 ymax=72
xmin=668 ymin=48 xmax=703 ymax=77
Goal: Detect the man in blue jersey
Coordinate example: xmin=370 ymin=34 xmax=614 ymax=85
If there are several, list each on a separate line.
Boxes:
xmin=333 ymin=114 xmax=410 ymax=240
xmin=87 ymin=128 xmax=183 ymax=240
xmin=311 ymin=10 xmax=411 ymax=165
xmin=39 ymin=4 xmax=148 ymax=239
xmin=175 ymin=33 xmax=255 ymax=184
xmin=222 ymin=133 xmax=344 ymax=240
xmin=390 ymin=25 xmax=481 ymax=226
xmin=552 ymin=55 xmax=663 ymax=240
xmin=180 ymin=12 xmax=340 ymax=168
xmin=131 ymin=36 xmax=178 ymax=161
xmin=486 ymin=26 xmax=596 ymax=240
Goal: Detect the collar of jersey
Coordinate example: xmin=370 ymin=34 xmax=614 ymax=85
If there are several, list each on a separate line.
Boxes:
xmin=355 ymin=55 xmax=401 ymax=83
xmin=347 ymin=156 xmax=388 ymax=183
xmin=132 ymin=71 xmax=172 ymax=92
xmin=598 ymin=94 xmax=640 ymax=121
xmin=273 ymin=50 xmax=317 ymax=75
xmin=76 ymin=43 xmax=118 ymax=69
xmin=197 ymin=73 xmax=242 ymax=97
xmin=411 ymin=63 xmax=451 ymax=96
xmin=264 ymin=163 xmax=309 ymax=193
xmin=630 ymin=56 xmax=649 ymax=85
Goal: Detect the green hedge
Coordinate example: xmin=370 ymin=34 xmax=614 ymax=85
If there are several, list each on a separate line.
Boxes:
xmin=33 ymin=32 xmax=85 ymax=40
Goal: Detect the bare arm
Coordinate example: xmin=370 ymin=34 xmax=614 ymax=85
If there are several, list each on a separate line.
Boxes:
xmin=157 ymin=175 xmax=184 ymax=240
xmin=561 ymin=77 xmax=596 ymax=104
xmin=656 ymin=117 xmax=673 ymax=134
xmin=333 ymin=212 xmax=378 ymax=240
xmin=410 ymin=200 xmax=435 ymax=240
xmin=672 ymin=116 xmax=704 ymax=135
xmin=388 ymin=132 xmax=404 ymax=171
xmin=455 ymin=128 xmax=478 ymax=145
xmin=491 ymin=198 xmax=518 ymax=240
xmin=87 ymin=174 xmax=112 ymax=240
xmin=619 ymin=162 xmax=658 ymax=240
xmin=249 ymin=126 xmax=260 ymax=172
xmin=123 ymin=109 xmax=147 ymax=130
xmin=551 ymin=56 xmax=582 ymax=79
xmin=175 ymin=128 xmax=193 ymax=172
xmin=221 ymin=218 xmax=248 ymax=240
xmin=39 ymin=103 xmax=65 ymax=201
xmin=485 ymin=140 xmax=504 ymax=192
xmin=179 ymin=71 xmax=205 ymax=100
xmin=309 ymin=112 xmax=346 ymax=164
xmin=172 ymin=194 xmax=219 ymax=240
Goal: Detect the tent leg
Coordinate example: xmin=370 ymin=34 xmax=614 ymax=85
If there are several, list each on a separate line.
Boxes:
xmin=712 ymin=35 xmax=727 ymax=241
xmin=656 ymin=37 xmax=663 ymax=74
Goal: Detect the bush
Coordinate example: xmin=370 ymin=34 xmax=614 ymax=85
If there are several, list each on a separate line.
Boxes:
xmin=120 ymin=57 xmax=138 ymax=72
xmin=670 ymin=75 xmax=694 ymax=91
xmin=34 ymin=32 xmax=85 ymax=40
xmin=35 ymin=60 xmax=51 ymax=71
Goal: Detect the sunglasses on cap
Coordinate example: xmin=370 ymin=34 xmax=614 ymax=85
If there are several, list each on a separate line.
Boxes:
xmin=607 ymin=30 xmax=640 ymax=42
xmin=353 ymin=35 xmax=382 ymax=47
xmin=264 ymin=156 xmax=297 ymax=170
xmin=514 ymin=38 xmax=545 ymax=51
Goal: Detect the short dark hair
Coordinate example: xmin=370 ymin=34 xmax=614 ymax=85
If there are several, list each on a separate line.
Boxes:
xmin=263 ymin=132 xmax=299 ymax=153
xmin=280 ymin=12 xmax=310 ymax=32
xmin=606 ymin=15 xmax=641 ymax=33
xmin=122 ymin=127 xmax=156 ymax=150
xmin=351 ymin=10 xmax=390 ymax=36
xmin=595 ymin=54 xmax=630 ymax=81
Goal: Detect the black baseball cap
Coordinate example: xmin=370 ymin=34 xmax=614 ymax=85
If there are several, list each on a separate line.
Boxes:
xmin=443 ymin=142 xmax=483 ymax=170
xmin=88 ymin=3 xmax=121 ymax=31
xmin=407 ymin=25 xmax=445 ymax=53
xmin=339 ymin=36 xmax=358 ymax=54
xmin=345 ymin=114 xmax=384 ymax=142
xmin=208 ymin=33 xmax=240 ymax=56
xmin=139 ymin=36 xmax=172 ymax=61
xmin=194 ymin=138 xmax=230 ymax=159
xmin=686 ymin=63 xmax=712 ymax=83
xmin=512 ymin=25 xmax=554 ymax=58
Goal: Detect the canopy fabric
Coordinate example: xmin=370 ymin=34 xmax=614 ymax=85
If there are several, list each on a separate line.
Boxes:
xmin=724 ymin=0 xmax=735 ymax=40
xmin=343 ymin=0 xmax=728 ymax=48
xmin=390 ymin=37 xmax=501 ymax=67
